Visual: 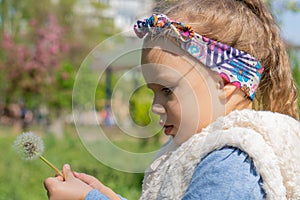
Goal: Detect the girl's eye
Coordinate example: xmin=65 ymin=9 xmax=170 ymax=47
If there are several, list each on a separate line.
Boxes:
xmin=161 ymin=87 xmax=173 ymax=95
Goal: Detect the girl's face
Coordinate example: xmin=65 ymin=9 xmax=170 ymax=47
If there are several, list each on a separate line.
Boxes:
xmin=142 ymin=48 xmax=225 ymax=144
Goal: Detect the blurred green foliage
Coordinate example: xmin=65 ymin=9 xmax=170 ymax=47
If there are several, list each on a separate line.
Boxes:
xmin=129 ymin=85 xmax=154 ymax=126
xmin=0 ymin=125 xmax=158 ymax=200
xmin=0 ymin=0 xmax=300 ymax=198
xmin=0 ymin=0 xmax=118 ymax=114
xmin=290 ymin=51 xmax=300 ymax=109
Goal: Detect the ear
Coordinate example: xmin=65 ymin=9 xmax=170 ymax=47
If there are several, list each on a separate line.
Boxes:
xmin=218 ymin=84 xmax=239 ymax=101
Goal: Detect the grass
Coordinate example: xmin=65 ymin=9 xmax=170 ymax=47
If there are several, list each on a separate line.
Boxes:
xmin=0 ymin=124 xmax=162 ymax=200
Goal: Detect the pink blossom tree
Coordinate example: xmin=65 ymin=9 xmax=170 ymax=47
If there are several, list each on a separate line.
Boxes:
xmin=0 ymin=14 xmax=72 ymax=130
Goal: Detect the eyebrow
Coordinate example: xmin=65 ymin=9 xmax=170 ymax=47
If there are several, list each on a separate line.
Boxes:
xmin=146 ymin=80 xmax=177 ymax=89
xmin=146 ymin=67 xmax=195 ymax=88
xmin=154 ymin=75 xmax=179 ymax=85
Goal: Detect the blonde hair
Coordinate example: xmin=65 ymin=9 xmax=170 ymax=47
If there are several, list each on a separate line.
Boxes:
xmin=154 ymin=0 xmax=299 ymax=119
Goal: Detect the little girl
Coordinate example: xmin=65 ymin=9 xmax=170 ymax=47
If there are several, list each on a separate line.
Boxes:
xmin=44 ymin=0 xmax=300 ymax=199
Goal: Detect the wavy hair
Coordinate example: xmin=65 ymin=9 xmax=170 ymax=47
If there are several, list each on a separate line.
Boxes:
xmin=155 ymin=0 xmax=299 ymax=119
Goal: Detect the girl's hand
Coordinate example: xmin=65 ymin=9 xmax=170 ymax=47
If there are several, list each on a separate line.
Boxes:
xmin=44 ymin=164 xmax=93 ymax=200
xmin=74 ymin=171 xmax=121 ymax=200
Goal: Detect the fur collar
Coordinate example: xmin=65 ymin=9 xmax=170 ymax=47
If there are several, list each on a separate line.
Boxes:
xmin=140 ymin=110 xmax=300 ymax=200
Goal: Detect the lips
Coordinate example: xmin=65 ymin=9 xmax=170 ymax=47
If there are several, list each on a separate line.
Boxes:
xmin=159 ymin=119 xmax=174 ymax=136
xmin=164 ymin=125 xmax=174 ymax=135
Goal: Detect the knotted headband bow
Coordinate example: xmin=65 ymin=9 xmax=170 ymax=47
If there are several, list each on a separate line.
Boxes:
xmin=134 ymin=14 xmax=264 ymax=100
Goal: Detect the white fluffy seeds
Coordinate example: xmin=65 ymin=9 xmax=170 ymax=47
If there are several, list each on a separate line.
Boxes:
xmin=13 ymin=132 xmax=44 ymax=160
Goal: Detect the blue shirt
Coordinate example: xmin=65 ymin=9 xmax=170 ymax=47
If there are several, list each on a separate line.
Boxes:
xmin=183 ymin=147 xmax=265 ymax=199
xmin=85 ymin=190 xmax=127 ymax=200
xmin=85 ymin=147 xmax=265 ymax=199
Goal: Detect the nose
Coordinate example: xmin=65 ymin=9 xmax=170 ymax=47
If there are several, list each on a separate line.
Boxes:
xmin=151 ymin=103 xmax=166 ymax=115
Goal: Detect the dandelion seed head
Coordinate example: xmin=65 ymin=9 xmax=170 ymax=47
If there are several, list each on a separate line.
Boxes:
xmin=13 ymin=132 xmax=44 ymax=160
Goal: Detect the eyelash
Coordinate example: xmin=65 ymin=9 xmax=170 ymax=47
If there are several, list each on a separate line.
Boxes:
xmin=161 ymin=87 xmax=173 ymax=95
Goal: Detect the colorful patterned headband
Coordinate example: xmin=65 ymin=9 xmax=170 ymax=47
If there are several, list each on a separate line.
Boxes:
xmin=134 ymin=14 xmax=264 ymax=100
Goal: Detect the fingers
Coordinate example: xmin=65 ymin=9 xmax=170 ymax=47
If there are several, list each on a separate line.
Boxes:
xmin=44 ymin=177 xmax=54 ymax=188
xmin=45 ymin=164 xmax=76 ymax=183
xmin=73 ymin=172 xmax=119 ymax=199
xmin=74 ymin=172 xmax=105 ymax=191
xmin=44 ymin=177 xmax=57 ymax=196
xmin=44 ymin=175 xmax=63 ymax=188
xmin=73 ymin=172 xmax=96 ymax=184
xmin=44 ymin=178 xmax=51 ymax=198
xmin=62 ymin=164 xmax=74 ymax=181
xmin=55 ymin=175 xmax=64 ymax=181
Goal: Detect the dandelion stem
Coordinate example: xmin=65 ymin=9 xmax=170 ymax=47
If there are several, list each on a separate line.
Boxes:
xmin=34 ymin=152 xmax=64 ymax=178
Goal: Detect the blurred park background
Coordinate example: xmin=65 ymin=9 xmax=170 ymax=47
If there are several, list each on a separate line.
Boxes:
xmin=0 ymin=0 xmax=300 ymax=199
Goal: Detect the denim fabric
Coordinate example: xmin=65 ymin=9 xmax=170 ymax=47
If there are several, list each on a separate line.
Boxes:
xmin=85 ymin=189 xmax=127 ymax=200
xmin=182 ymin=147 xmax=265 ymax=200
xmin=85 ymin=189 xmax=109 ymax=200
xmin=85 ymin=147 xmax=265 ymax=200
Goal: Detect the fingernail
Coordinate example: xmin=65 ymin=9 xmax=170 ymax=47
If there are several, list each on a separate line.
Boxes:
xmin=73 ymin=172 xmax=79 ymax=177
xmin=64 ymin=164 xmax=70 ymax=170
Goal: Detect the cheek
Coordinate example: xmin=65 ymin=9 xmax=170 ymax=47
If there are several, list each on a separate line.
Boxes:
xmin=196 ymin=94 xmax=214 ymax=130
xmin=179 ymin=84 xmax=214 ymax=131
xmin=181 ymin=97 xmax=202 ymax=128
xmin=175 ymin=90 xmax=201 ymax=130
xmin=165 ymin=100 xmax=181 ymax=122
xmin=169 ymin=88 xmax=209 ymax=144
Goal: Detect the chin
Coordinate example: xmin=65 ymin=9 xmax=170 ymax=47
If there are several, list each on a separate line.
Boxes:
xmin=173 ymin=131 xmax=197 ymax=145
xmin=173 ymin=136 xmax=187 ymax=145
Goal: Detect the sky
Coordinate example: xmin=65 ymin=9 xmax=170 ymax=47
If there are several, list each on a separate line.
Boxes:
xmin=280 ymin=11 xmax=300 ymax=46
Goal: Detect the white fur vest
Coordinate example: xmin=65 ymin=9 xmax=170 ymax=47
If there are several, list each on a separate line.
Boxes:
xmin=140 ymin=110 xmax=300 ymax=200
